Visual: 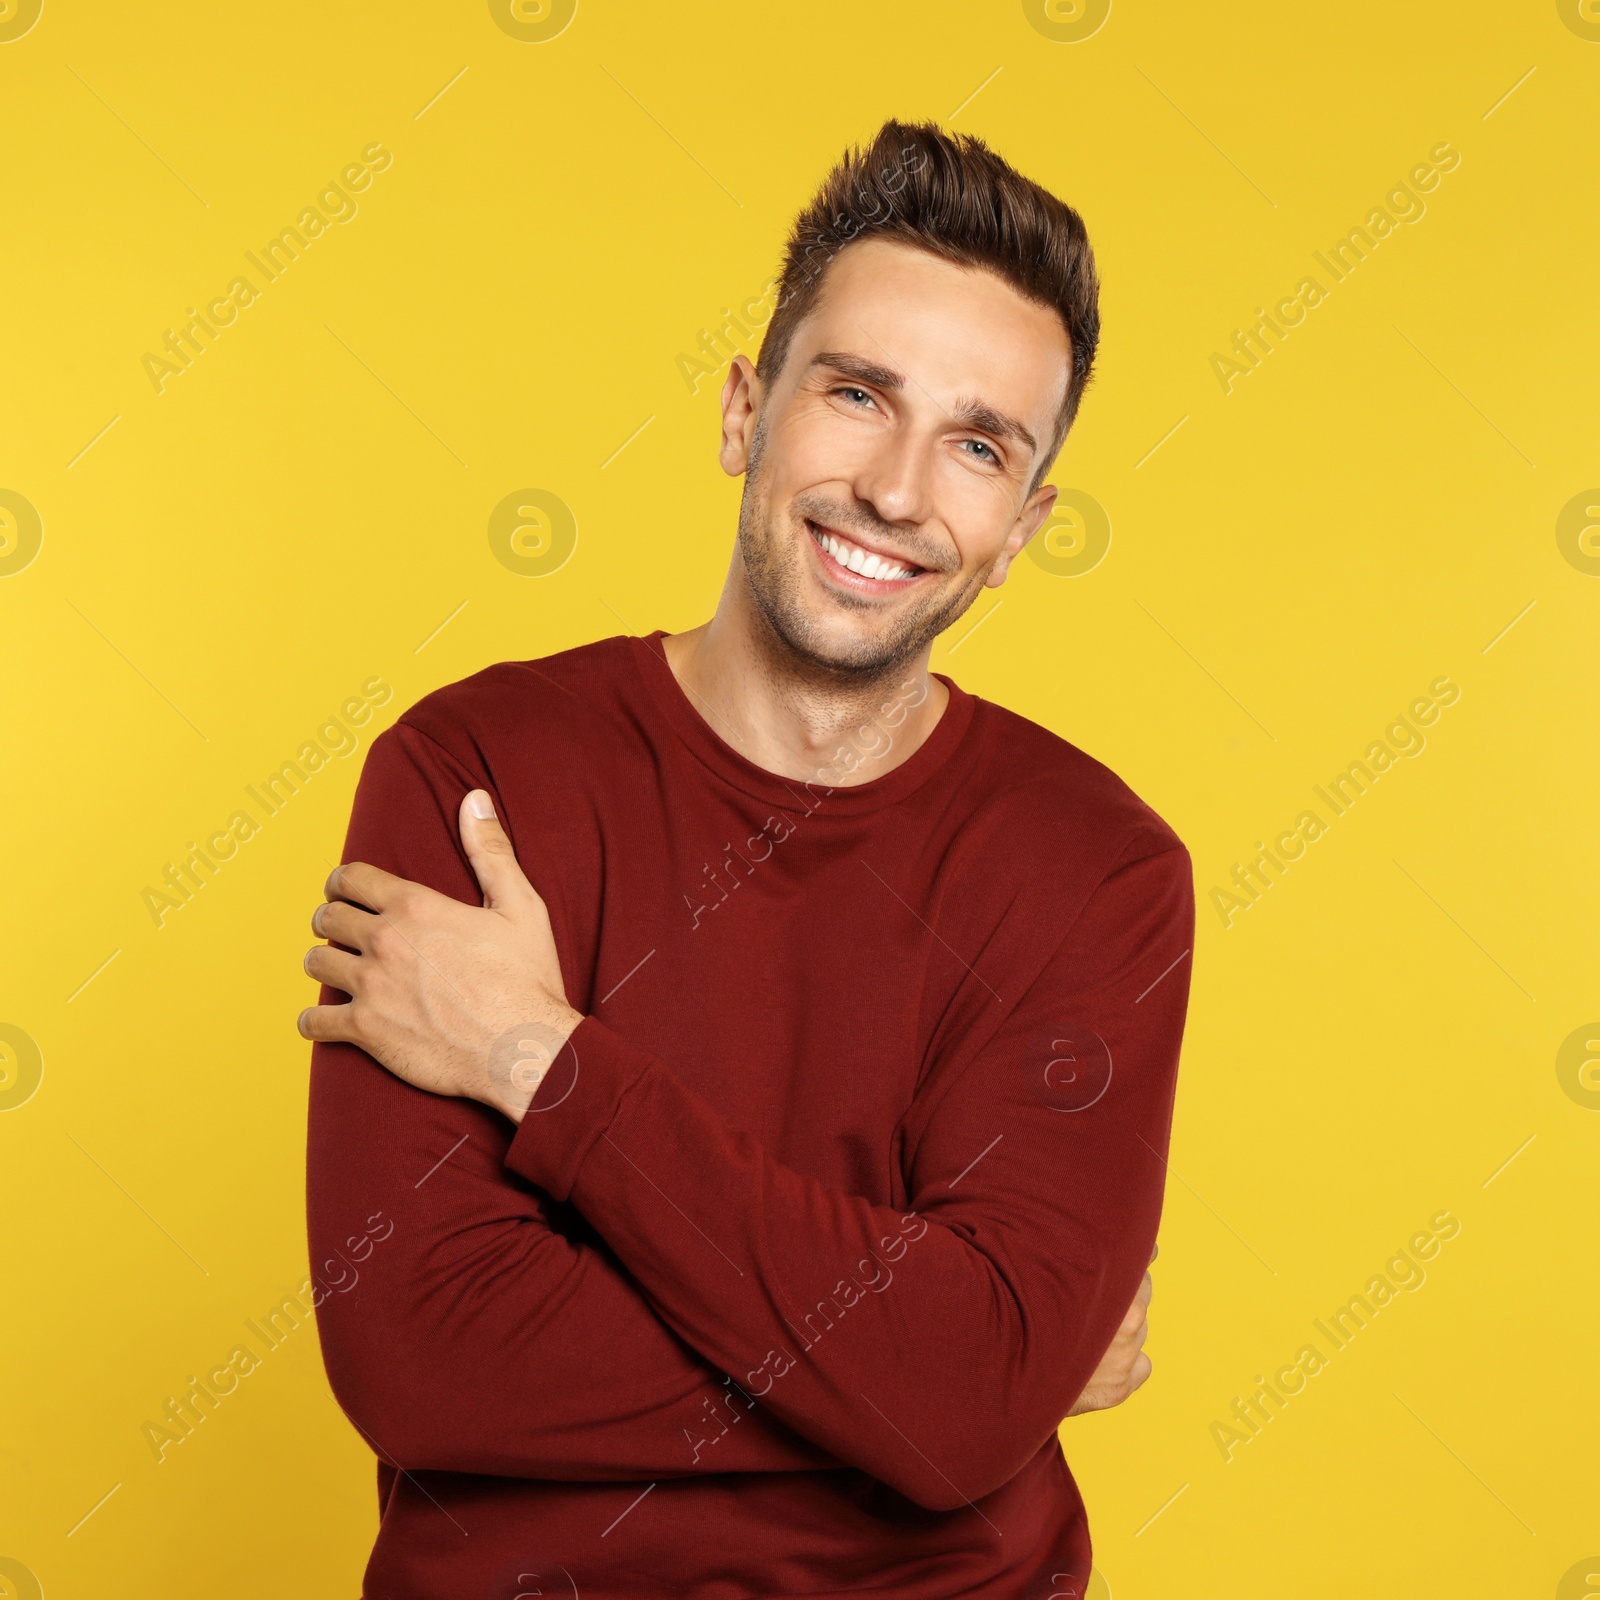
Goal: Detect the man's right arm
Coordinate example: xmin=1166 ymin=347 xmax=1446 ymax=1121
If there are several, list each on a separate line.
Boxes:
xmin=306 ymin=720 xmax=837 ymax=1481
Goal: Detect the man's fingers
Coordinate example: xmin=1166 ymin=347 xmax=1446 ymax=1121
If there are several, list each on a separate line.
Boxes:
xmin=298 ymin=1001 xmax=360 ymax=1044
xmin=312 ymin=898 xmax=379 ymax=951
xmin=324 ymin=860 xmax=408 ymax=913
xmin=459 ymin=790 xmax=537 ymax=915
xmin=304 ymin=944 xmax=362 ymax=994
xmin=1149 ymin=1240 xmax=1159 ymax=1264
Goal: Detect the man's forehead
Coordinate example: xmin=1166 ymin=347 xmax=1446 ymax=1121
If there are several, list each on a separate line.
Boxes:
xmin=794 ymin=241 xmax=1072 ymax=430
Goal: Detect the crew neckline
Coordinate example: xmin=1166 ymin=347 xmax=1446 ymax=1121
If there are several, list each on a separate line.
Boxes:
xmin=627 ymin=630 xmax=979 ymax=816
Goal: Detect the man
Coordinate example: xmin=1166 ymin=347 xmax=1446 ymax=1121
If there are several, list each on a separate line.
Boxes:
xmin=302 ymin=118 xmax=1193 ymax=1600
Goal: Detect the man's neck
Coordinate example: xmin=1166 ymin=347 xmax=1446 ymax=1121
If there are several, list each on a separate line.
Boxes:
xmin=659 ymin=578 xmax=951 ymax=789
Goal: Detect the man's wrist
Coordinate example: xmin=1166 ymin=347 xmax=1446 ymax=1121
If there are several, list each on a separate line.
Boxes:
xmin=484 ymin=1004 xmax=585 ymax=1123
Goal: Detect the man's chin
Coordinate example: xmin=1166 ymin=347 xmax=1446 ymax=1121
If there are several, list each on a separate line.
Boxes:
xmin=737 ymin=505 xmax=974 ymax=678
xmin=758 ymin=599 xmax=938 ymax=680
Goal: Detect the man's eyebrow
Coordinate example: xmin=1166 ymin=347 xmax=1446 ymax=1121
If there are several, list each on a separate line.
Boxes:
xmin=808 ymin=351 xmax=905 ymax=391
xmin=807 ymin=350 xmax=1038 ymax=459
xmin=950 ymin=396 xmax=1037 ymax=457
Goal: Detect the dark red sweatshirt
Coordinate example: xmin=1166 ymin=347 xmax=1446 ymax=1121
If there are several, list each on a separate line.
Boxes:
xmin=306 ymin=630 xmax=1194 ymax=1600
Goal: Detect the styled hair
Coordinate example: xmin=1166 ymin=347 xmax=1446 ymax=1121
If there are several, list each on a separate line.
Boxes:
xmin=757 ymin=119 xmax=1100 ymax=487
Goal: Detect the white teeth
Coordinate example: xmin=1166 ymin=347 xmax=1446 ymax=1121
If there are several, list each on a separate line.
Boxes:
xmin=813 ymin=524 xmax=915 ymax=582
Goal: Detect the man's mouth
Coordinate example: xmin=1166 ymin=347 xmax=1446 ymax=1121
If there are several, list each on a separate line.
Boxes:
xmin=804 ymin=519 xmax=926 ymax=585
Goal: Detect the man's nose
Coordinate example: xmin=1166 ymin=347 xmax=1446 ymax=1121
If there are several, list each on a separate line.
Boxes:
xmin=850 ymin=423 xmax=935 ymax=530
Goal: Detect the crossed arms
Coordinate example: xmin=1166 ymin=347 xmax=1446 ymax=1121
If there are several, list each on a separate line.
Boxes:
xmin=303 ymin=721 xmax=1192 ymax=1510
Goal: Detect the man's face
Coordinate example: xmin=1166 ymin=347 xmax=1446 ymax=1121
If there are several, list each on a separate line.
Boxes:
xmin=722 ymin=237 xmax=1072 ymax=677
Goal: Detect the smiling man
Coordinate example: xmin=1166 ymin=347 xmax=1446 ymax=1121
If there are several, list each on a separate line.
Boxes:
xmin=302 ymin=120 xmax=1194 ymax=1600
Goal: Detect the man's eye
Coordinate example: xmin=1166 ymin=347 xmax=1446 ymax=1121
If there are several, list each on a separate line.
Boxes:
xmin=962 ymin=439 xmax=999 ymax=464
xmin=836 ymin=386 xmax=873 ymax=407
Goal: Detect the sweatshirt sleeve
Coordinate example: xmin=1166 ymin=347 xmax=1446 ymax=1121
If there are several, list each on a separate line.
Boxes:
xmin=503 ymin=833 xmax=1195 ymax=1512
xmin=306 ymin=721 xmax=838 ymax=1481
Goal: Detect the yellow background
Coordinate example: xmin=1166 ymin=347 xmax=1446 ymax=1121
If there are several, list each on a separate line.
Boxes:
xmin=3 ymin=1 xmax=1596 ymax=1595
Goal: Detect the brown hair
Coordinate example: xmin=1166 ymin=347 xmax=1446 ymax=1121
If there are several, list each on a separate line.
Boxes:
xmin=756 ymin=119 xmax=1100 ymax=489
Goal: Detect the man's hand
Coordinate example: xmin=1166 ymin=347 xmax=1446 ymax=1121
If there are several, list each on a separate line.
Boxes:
xmin=298 ymin=789 xmax=582 ymax=1123
xmin=1065 ymin=1244 xmax=1156 ymax=1417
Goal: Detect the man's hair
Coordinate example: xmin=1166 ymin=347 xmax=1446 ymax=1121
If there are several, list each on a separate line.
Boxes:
xmin=756 ymin=119 xmax=1100 ymax=491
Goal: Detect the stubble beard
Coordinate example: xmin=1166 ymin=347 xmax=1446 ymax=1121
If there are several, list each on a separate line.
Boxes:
xmin=734 ymin=417 xmax=991 ymax=684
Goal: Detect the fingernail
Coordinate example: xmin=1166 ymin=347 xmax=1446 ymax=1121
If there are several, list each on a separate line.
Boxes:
xmin=468 ymin=790 xmax=496 ymax=820
xmin=296 ymin=1010 xmax=310 ymax=1037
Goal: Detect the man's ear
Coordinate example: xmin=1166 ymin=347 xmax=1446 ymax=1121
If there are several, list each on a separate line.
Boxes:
xmin=985 ymin=484 xmax=1059 ymax=589
xmin=719 ymin=355 xmax=764 ymax=477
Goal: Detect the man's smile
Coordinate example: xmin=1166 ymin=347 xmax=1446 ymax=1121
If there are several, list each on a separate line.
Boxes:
xmin=804 ymin=516 xmax=929 ymax=592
